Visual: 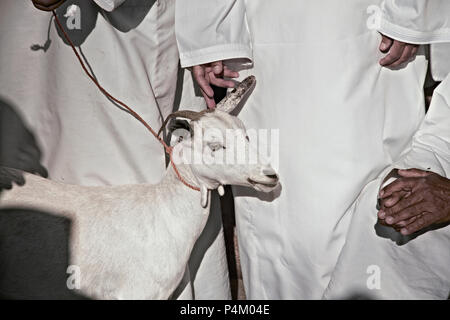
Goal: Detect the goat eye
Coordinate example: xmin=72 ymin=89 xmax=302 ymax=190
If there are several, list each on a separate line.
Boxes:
xmin=208 ymin=143 xmax=223 ymax=152
xmin=246 ymin=136 xmax=250 ymax=141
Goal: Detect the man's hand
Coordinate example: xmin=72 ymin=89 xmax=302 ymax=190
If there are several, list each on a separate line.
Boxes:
xmin=379 ymin=35 xmax=419 ymax=68
xmin=31 ymin=0 xmax=66 ymax=11
xmin=378 ymin=169 xmax=450 ymax=235
xmin=192 ymin=61 xmax=239 ymax=109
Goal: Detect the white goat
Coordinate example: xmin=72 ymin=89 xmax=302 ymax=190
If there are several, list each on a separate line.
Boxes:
xmin=0 ymin=76 xmax=280 ymax=299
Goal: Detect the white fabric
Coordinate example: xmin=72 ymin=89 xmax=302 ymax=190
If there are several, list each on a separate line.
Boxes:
xmin=379 ymin=0 xmax=450 ymax=44
xmin=176 ymin=0 xmax=448 ymax=299
xmin=430 ymin=43 xmax=450 ymax=82
xmin=324 ymin=75 xmax=450 ymax=299
xmin=92 ymin=0 xmax=126 ymax=12
xmin=378 ymin=0 xmax=450 ymax=80
xmin=0 ymin=0 xmax=229 ymax=299
xmin=175 ymin=0 xmax=252 ymax=68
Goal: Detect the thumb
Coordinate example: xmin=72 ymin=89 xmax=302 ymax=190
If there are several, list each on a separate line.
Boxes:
xmin=397 ymin=168 xmax=433 ymax=178
xmin=379 ymin=35 xmax=393 ymax=53
xmin=211 ymin=61 xmax=224 ymax=75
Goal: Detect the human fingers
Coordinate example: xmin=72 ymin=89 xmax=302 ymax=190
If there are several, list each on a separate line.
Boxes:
xmin=379 ymin=190 xmax=410 ymax=209
xmin=383 ymin=199 xmax=428 ymax=225
xmin=379 ymin=40 xmax=406 ymax=67
xmin=223 ymin=66 xmax=240 ymax=79
xmin=389 ymin=44 xmax=418 ymax=68
xmin=379 ymin=178 xmax=416 ymax=199
xmin=193 ymin=65 xmax=214 ymax=98
xmin=210 ymin=61 xmax=224 ymax=75
xmin=378 ymin=195 xmax=417 ymax=221
xmin=410 ymin=46 xmax=419 ymax=58
xmin=399 ymin=213 xmax=435 ymax=235
xmin=379 ymin=35 xmax=394 ymax=53
xmin=392 ymin=214 xmax=419 ymax=229
xmin=200 ymin=90 xmax=216 ymax=109
xmin=193 ymin=66 xmax=216 ymax=108
xmin=209 ymin=72 xmax=236 ymax=88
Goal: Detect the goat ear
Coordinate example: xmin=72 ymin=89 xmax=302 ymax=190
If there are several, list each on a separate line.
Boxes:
xmin=169 ymin=119 xmax=193 ymax=137
xmin=216 ymin=75 xmax=256 ymax=114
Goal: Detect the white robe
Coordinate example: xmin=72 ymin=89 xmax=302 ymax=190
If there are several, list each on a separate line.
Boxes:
xmin=176 ymin=0 xmax=450 ymax=299
xmin=0 ymin=0 xmax=229 ymax=299
xmin=324 ymin=74 xmax=450 ymax=299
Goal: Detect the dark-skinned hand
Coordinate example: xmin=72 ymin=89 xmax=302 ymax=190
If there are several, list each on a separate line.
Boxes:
xmin=379 ymin=34 xmax=419 ymax=68
xmin=192 ymin=60 xmax=239 ymax=109
xmin=378 ymin=168 xmax=450 ymax=235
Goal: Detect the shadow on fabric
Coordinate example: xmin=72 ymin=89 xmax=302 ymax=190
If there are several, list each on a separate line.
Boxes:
xmin=374 ymin=220 xmax=450 ymax=246
xmin=0 ymin=97 xmax=48 ymax=189
xmin=0 ymin=208 xmax=88 ymax=300
xmin=0 ymin=98 xmax=87 ymax=299
xmin=53 ymin=0 xmax=156 ymax=47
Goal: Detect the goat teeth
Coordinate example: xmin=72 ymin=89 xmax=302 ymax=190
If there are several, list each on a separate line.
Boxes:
xmin=218 ymin=185 xmax=225 ymax=196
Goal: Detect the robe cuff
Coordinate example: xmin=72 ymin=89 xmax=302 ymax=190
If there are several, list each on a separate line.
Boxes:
xmin=392 ymin=148 xmax=448 ymax=178
xmin=378 ymin=17 xmax=450 ymax=44
xmin=179 ymin=44 xmax=252 ymax=69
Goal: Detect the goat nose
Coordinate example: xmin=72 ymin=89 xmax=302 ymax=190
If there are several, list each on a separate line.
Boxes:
xmin=262 ymin=168 xmax=278 ymax=180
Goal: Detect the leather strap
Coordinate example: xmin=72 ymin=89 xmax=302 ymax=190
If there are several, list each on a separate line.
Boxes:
xmin=32 ymin=0 xmax=66 ymax=12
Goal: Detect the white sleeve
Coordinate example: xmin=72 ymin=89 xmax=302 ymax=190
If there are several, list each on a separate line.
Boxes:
xmin=377 ymin=0 xmax=450 ymax=81
xmin=378 ymin=0 xmax=450 ymax=44
xmin=175 ymin=0 xmax=252 ymax=68
xmin=392 ymin=74 xmax=450 ymax=178
xmin=376 ymin=74 xmax=450 ymax=198
xmin=430 ymin=43 xmax=450 ymax=82
xmin=92 ymin=0 xmax=126 ymax=12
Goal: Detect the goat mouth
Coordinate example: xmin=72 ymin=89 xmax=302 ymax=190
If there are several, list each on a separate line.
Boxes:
xmin=247 ymin=178 xmax=278 ymax=188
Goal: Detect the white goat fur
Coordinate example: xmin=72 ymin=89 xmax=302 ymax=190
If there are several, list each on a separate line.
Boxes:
xmin=0 ymin=76 xmax=280 ymax=299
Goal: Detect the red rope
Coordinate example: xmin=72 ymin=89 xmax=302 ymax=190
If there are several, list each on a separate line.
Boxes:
xmin=51 ymin=10 xmax=200 ymax=191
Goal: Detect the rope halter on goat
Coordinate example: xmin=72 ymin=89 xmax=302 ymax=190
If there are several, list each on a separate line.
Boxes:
xmin=51 ymin=10 xmax=255 ymax=193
